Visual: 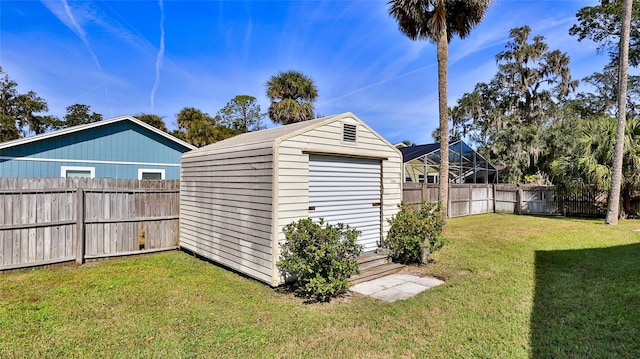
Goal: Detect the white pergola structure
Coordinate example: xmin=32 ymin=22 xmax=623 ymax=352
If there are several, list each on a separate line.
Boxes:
xmin=399 ymin=141 xmax=498 ymax=184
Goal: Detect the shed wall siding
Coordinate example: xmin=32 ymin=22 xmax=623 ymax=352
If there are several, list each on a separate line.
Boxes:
xmin=0 ymin=121 xmax=188 ymax=179
xmin=276 ymin=117 xmax=402 ymax=257
xmin=180 ymin=148 xmax=274 ymax=284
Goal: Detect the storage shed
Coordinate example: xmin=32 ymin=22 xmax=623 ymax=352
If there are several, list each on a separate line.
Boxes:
xmin=180 ymin=112 xmax=402 ymax=286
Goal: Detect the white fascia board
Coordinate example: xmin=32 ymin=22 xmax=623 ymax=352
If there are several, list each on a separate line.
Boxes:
xmin=0 ymin=115 xmax=196 ymax=151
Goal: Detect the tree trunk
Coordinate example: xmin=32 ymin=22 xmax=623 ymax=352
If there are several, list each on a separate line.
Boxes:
xmin=606 ymin=0 xmax=633 ymax=225
xmin=437 ymin=12 xmax=449 ymax=220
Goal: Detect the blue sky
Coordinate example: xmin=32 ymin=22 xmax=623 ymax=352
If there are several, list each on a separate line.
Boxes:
xmin=1 ymin=0 xmax=608 ymax=144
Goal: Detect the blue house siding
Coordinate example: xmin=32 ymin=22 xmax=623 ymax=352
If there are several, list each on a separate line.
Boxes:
xmin=0 ymin=116 xmax=193 ymax=180
xmin=0 ymin=160 xmax=181 ymax=180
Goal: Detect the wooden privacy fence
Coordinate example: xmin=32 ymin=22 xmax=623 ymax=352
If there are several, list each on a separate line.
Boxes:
xmin=403 ymin=183 xmax=494 ymax=218
xmin=494 ymin=184 xmax=559 ymax=215
xmin=0 ymin=178 xmax=179 ymax=271
xmin=403 ymin=183 xmax=607 ymax=218
xmin=558 ymin=188 xmax=607 ymax=217
xmin=495 ymin=185 xmax=610 ymax=216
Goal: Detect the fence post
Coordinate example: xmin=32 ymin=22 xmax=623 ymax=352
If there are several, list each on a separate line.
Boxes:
xmin=516 ymin=186 xmax=523 ymax=215
xmin=448 ymin=183 xmax=452 ymax=218
xmin=468 ymin=185 xmax=473 ymax=215
xmin=75 ymin=187 xmax=85 ymax=265
xmin=492 ymin=184 xmax=497 ymax=213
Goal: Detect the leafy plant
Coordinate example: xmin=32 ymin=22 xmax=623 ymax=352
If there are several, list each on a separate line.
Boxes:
xmin=277 ymin=218 xmax=362 ymax=302
xmin=386 ymin=201 xmax=447 ymax=264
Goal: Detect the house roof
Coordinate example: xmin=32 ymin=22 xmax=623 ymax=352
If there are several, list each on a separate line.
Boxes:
xmin=184 ymin=112 xmax=396 ymax=157
xmin=0 ymin=115 xmax=196 ymax=151
xmin=400 ymin=140 xmax=497 ymax=170
xmin=399 ymin=143 xmax=441 ymax=162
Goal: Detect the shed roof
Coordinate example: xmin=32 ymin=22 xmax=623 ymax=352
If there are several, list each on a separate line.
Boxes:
xmin=183 ymin=112 xmax=392 ymax=157
xmin=0 ymin=115 xmax=196 ymax=151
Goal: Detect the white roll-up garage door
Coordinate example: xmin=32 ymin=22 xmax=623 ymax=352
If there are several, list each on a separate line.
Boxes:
xmin=308 ymin=155 xmax=381 ymax=252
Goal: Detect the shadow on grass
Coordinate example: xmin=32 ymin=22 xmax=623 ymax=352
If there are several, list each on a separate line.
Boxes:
xmin=531 ymin=243 xmax=640 ymax=358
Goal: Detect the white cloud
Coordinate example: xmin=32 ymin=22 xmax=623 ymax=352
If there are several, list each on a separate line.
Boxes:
xmin=150 ymin=0 xmax=165 ymax=111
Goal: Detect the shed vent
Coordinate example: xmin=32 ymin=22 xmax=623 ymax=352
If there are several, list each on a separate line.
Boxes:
xmin=343 ymin=123 xmax=357 ymax=143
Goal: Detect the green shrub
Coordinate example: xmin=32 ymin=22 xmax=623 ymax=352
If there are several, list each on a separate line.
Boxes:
xmin=386 ymin=201 xmax=447 ymax=264
xmin=277 ymin=218 xmax=362 ymax=302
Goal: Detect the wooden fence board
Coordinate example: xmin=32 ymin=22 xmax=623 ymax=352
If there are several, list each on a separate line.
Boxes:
xmin=0 ymin=200 xmax=3 ymax=265
xmin=65 ymin=188 xmax=74 ymax=258
xmin=130 ymin=191 xmax=137 ymax=250
xmin=102 ymin=191 xmax=111 ymax=255
xmin=97 ymin=192 xmax=105 ymax=254
xmin=43 ymin=191 xmax=52 ymax=261
xmin=494 ymin=185 xmax=517 ymax=214
xmin=29 ymin=192 xmax=38 ymax=262
xmin=5 ymin=195 xmax=14 ymax=265
xmin=109 ymin=192 xmax=117 ymax=254
xmin=1 ymin=178 xmax=180 ymax=271
xmin=0 ymin=193 xmax=5 ymax=265
xmin=20 ymin=191 xmax=28 ymax=263
xmin=85 ymin=192 xmax=93 ymax=256
xmin=115 ymin=191 xmax=122 ymax=253
xmin=50 ymin=191 xmax=59 ymax=259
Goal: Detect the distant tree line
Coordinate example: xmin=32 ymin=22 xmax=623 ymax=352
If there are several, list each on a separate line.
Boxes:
xmin=389 ymin=1 xmax=639 ymax=218
xmin=0 ymin=67 xmax=318 ymax=147
xmin=441 ymin=1 xmax=640 ymax=217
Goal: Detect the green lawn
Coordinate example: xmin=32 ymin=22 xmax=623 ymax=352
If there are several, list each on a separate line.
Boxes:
xmin=1 ymin=214 xmax=639 ymax=358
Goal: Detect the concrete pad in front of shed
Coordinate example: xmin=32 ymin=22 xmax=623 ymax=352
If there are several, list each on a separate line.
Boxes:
xmin=350 ymin=273 xmax=444 ymax=302
xmin=408 ymin=276 xmax=446 ymax=288
xmin=372 ymin=287 xmax=415 ymax=302
xmin=393 ymin=281 xmax=430 ymax=295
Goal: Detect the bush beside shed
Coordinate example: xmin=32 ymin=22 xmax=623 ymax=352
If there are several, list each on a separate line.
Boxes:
xmin=179 ymin=112 xmax=402 ymax=286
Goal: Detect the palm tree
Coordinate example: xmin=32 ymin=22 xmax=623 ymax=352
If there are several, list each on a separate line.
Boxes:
xmin=135 ymin=113 xmax=167 ymax=132
xmin=175 ymin=107 xmax=234 ymax=147
xmin=176 ymin=107 xmax=208 ymax=132
xmin=553 ymin=115 xmax=640 ymax=217
xmin=266 ymin=70 xmax=318 ymax=125
xmin=388 ymin=0 xmax=491 ymax=219
xmin=607 ymin=0 xmax=633 ymax=224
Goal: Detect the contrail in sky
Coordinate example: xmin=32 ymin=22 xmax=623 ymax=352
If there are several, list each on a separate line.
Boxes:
xmin=61 ymin=0 xmax=102 ymax=73
xmin=151 ymin=0 xmax=165 ymax=111
xmin=320 ymin=63 xmax=437 ymax=106
xmin=48 ymin=0 xmax=109 ymax=108
xmin=71 ymin=68 xmax=127 ymax=103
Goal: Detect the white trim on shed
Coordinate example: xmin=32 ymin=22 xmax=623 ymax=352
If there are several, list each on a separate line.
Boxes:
xmin=179 ymin=112 xmax=402 ymax=286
